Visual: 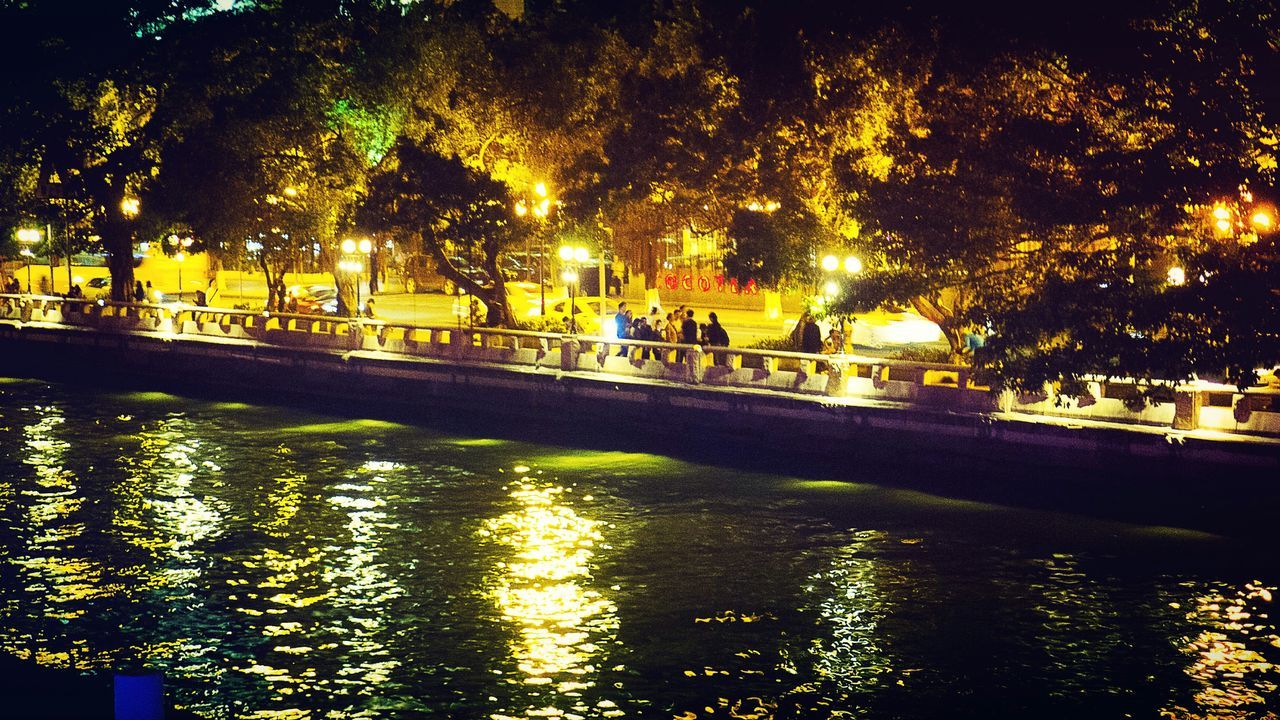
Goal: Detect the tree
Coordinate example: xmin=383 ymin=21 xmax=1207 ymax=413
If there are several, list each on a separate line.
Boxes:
xmin=360 ymin=140 xmax=520 ymax=325
xmin=150 ymin=3 xmax=398 ymax=313
xmin=0 ymin=2 xmax=195 ymax=299
xmin=966 ymin=2 xmax=1280 ymax=389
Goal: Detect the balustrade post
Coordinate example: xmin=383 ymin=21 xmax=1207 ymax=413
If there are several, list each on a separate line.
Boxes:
xmin=825 ymin=360 xmax=846 ymax=397
xmin=1173 ymin=389 xmax=1203 ymax=431
xmin=685 ymin=345 xmax=705 ymax=384
xmin=561 ymin=336 xmax=580 ymax=371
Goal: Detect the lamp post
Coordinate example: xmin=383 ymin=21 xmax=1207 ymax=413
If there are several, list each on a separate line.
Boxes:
xmin=559 ymin=244 xmax=590 ymax=334
xmin=17 ymin=228 xmax=41 ymax=293
xmin=821 ymin=253 xmax=863 ymax=352
xmin=169 ymin=235 xmax=193 ymax=301
xmin=340 ymin=237 xmax=373 ymax=315
xmin=518 ymin=181 xmax=555 ymax=316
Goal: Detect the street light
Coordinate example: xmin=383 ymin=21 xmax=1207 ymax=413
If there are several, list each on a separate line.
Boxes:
xmin=517 ymin=180 xmax=557 ymax=315
xmin=559 ymin=244 xmax=590 ymax=334
xmin=1207 ymin=198 xmax=1274 ymax=241
xmin=16 ymin=228 xmax=42 ymax=293
xmin=169 ymin=235 xmax=193 ymax=301
xmin=340 ymin=237 xmax=372 ymax=313
xmin=121 ymin=197 xmax=140 ymax=218
xmin=820 ymin=253 xmax=863 ymax=353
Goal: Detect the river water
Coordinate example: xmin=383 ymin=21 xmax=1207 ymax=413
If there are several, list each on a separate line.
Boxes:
xmin=0 ymin=377 xmax=1276 ymax=719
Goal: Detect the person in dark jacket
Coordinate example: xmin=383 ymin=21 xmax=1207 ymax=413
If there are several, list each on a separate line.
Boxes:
xmin=705 ymin=312 xmax=729 ymax=347
xmin=677 ymin=309 xmax=698 ymax=361
xmin=681 ymin=310 xmax=698 ymax=343
xmin=801 ymin=316 xmax=823 ymax=354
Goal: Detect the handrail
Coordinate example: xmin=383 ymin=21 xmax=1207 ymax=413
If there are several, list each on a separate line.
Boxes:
xmin=4 ymin=292 xmax=1280 ymax=438
xmin=0 ymin=291 xmax=1255 ymax=380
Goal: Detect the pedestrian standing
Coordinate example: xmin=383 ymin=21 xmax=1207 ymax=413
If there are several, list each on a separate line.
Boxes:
xmin=801 ymin=315 xmax=823 ymax=354
xmin=134 ymin=281 xmax=145 ymax=302
xmin=678 ymin=309 xmax=698 ymax=362
xmin=706 ymin=312 xmax=730 ymax=347
xmin=646 ymin=305 xmax=663 ymax=330
xmin=614 ymin=301 xmax=630 ymax=353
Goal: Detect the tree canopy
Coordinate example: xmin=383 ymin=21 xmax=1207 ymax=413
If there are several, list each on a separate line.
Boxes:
xmin=0 ymin=0 xmax=1276 ymax=388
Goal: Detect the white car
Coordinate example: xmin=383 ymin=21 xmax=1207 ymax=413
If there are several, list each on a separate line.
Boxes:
xmin=850 ymin=307 xmax=944 ymax=346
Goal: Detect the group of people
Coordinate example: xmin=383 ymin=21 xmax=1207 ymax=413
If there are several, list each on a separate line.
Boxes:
xmin=611 ymin=301 xmax=730 ymax=360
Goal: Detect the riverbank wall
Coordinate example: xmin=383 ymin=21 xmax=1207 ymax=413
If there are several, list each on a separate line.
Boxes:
xmin=2 ymin=318 xmax=1279 ymax=533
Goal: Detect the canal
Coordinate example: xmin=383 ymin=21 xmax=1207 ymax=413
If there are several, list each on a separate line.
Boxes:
xmin=0 ymin=377 xmax=1276 ymax=719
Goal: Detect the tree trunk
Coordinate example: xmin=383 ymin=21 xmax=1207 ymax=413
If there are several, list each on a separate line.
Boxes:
xmin=909 ymin=295 xmax=965 ymax=361
xmin=482 ymin=251 xmax=512 ymax=326
xmin=260 ymin=256 xmax=277 ymax=311
xmin=426 ymin=241 xmax=507 ymax=325
xmin=101 ymin=194 xmax=135 ymax=302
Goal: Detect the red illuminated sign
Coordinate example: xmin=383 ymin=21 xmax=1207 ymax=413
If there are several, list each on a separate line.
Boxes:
xmin=662 ymin=273 xmax=759 ymax=295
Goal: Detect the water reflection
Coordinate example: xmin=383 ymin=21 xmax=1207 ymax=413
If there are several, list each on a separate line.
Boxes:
xmin=1167 ymin=581 xmax=1280 ymax=718
xmin=216 ymin=452 xmax=408 ymax=718
xmin=480 ymin=468 xmax=622 ymax=719
xmin=6 ymin=402 xmax=100 ymax=665
xmin=1 ymin=382 xmax=1280 ymax=719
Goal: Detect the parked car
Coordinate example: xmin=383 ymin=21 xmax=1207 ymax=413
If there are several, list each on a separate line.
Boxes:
xmin=527 ymin=296 xmax=621 ymax=336
xmin=85 ymin=276 xmax=112 ymax=300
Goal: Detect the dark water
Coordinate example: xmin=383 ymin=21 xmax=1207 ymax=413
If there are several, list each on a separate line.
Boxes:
xmin=0 ymin=377 xmax=1277 ymax=719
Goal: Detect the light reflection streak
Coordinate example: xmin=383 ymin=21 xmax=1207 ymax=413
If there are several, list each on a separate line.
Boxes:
xmin=801 ymin=532 xmax=894 ymax=698
xmin=320 ymin=459 xmax=406 ymax=689
xmin=2 ymin=405 xmax=108 ymax=663
xmin=481 ymin=473 xmax=621 ymax=719
xmin=217 ymin=457 xmax=407 ymax=717
xmin=1165 ymin=582 xmax=1280 ymax=718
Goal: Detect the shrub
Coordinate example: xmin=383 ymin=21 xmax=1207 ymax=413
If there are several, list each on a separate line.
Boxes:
xmin=744 ymin=335 xmax=796 ymax=352
xmin=887 ymin=346 xmax=952 ymax=364
xmin=512 ymin=316 xmax=570 ymax=334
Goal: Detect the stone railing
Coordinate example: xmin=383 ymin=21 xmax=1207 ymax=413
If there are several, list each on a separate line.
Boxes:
xmin=2 ymin=293 xmax=1277 ymax=436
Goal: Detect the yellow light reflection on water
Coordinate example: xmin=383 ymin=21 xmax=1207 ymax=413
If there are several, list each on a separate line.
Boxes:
xmin=1165 ymin=582 xmax=1280 ymax=718
xmin=481 ymin=471 xmax=621 ymax=719
xmin=1 ymin=405 xmax=164 ymax=670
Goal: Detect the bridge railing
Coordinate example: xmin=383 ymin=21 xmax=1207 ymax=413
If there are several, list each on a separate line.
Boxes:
xmin=2 ymin=293 xmax=1277 ymax=436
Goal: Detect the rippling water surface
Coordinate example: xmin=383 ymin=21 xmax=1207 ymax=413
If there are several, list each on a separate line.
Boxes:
xmin=0 ymin=377 xmax=1277 ymax=719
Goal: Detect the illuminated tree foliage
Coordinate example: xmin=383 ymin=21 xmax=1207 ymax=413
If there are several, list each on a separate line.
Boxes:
xmin=0 ymin=0 xmax=1275 ymax=384
xmin=0 ymin=1 xmax=198 ymax=299
xmin=827 ymin=2 xmax=1280 ymax=388
xmin=359 ymin=139 xmax=519 ymax=325
xmin=150 ymin=3 xmax=397 ymax=312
